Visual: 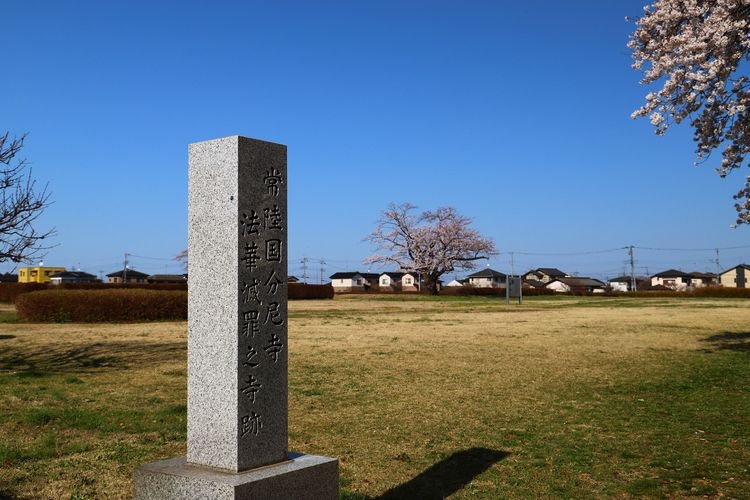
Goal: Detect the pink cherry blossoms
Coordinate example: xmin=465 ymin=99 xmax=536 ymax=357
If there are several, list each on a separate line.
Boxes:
xmin=630 ymin=0 xmax=750 ymax=222
xmin=365 ymin=203 xmax=496 ymax=294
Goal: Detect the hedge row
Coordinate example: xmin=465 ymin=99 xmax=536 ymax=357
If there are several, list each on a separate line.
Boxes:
xmin=0 ymin=282 xmax=187 ymax=303
xmin=288 ymin=283 xmax=334 ymax=299
xmin=0 ymin=282 xmax=332 ymax=304
xmin=606 ymin=287 xmax=750 ymax=299
xmin=440 ymin=286 xmax=557 ymax=296
xmin=16 ymin=289 xmax=187 ymax=322
xmin=0 ymin=283 xmax=47 ymax=303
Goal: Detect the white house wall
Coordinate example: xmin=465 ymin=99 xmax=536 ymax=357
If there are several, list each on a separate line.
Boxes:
xmin=546 ymin=281 xmax=570 ymax=293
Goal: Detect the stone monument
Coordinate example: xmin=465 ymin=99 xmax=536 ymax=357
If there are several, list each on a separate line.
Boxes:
xmin=133 ymin=136 xmax=339 ymax=499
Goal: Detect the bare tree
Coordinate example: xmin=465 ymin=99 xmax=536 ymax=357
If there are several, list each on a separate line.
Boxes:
xmin=629 ymin=0 xmax=750 ymax=223
xmin=175 ymin=248 xmax=188 ymax=272
xmin=0 ymin=132 xmax=54 ymax=263
xmin=365 ymin=203 xmax=496 ymax=295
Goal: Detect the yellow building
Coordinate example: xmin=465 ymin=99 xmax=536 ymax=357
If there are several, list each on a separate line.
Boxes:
xmin=18 ymin=266 xmax=66 ymax=284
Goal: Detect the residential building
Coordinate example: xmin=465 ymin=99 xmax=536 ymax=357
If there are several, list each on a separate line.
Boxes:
xmin=0 ymin=273 xmax=18 ymax=283
xmin=689 ymin=272 xmax=718 ymax=288
xmin=378 ymin=272 xmax=420 ymax=291
xmin=546 ymin=277 xmax=606 ymax=293
xmin=49 ymin=271 xmax=100 ymax=284
xmin=444 ymin=279 xmax=463 ymax=287
xmin=523 ymin=268 xmax=568 ymax=283
xmin=719 ymin=264 xmax=750 ymax=288
xmin=18 ymin=266 xmax=66 ymax=284
xmin=608 ymin=276 xmax=631 ymax=292
xmin=106 ymin=268 xmax=149 ymax=284
xmin=330 ymin=272 xmax=365 ymax=290
xmin=651 ymin=270 xmax=693 ymax=291
xmin=608 ymin=275 xmax=650 ymax=291
xmin=467 ymin=268 xmax=507 ymax=288
xmin=523 ymin=279 xmax=546 ymax=289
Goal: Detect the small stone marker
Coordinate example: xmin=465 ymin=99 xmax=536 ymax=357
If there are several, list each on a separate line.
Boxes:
xmin=133 ymin=136 xmax=338 ymax=499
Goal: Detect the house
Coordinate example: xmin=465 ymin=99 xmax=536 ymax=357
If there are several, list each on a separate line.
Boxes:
xmin=523 ymin=268 xmax=568 ymax=283
xmin=146 ymin=274 xmax=187 ymax=284
xmin=378 ymin=272 xmax=420 ymax=291
xmin=49 ymin=271 xmax=100 ymax=284
xmin=288 ymin=275 xmax=300 ymax=283
xmin=608 ymin=275 xmax=650 ymax=292
xmin=445 ymin=279 xmax=463 ymax=287
xmin=106 ymin=268 xmax=149 ymax=284
xmin=329 ymin=272 xmax=379 ymax=292
xmin=523 ymin=279 xmax=546 ymax=289
xmin=608 ymin=276 xmax=631 ymax=292
xmin=18 ymin=266 xmax=66 ymax=284
xmin=651 ymin=269 xmax=693 ymax=291
xmin=361 ymin=273 xmax=381 ymax=288
xmin=719 ymin=264 xmax=750 ymax=288
xmin=546 ymin=277 xmax=606 ymax=293
xmin=467 ymin=268 xmax=507 ymax=288
xmin=0 ymin=273 xmax=18 ymax=283
xmin=689 ymin=272 xmax=718 ymax=288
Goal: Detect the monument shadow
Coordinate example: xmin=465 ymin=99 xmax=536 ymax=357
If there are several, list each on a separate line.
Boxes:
xmin=701 ymin=331 xmax=750 ymax=353
xmin=0 ymin=340 xmax=185 ymax=375
xmin=373 ymin=447 xmax=508 ymax=500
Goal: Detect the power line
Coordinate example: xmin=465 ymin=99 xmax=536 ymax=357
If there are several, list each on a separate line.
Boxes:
xmin=128 ymin=253 xmax=176 ymax=261
xmin=635 ymin=244 xmax=750 ymax=252
xmin=510 ymin=247 xmax=626 ymax=257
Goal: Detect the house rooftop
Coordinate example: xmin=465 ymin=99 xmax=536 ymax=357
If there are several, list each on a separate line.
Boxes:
xmin=329 ymin=272 xmax=362 ymax=280
xmin=549 ymin=277 xmax=605 ymax=287
xmin=720 ymin=263 xmax=750 ymax=274
xmin=468 ymin=268 xmax=507 ymax=279
xmin=652 ymin=269 xmax=693 ymax=279
xmin=106 ymin=268 xmax=149 ymax=278
xmin=528 ymin=267 xmax=567 ymax=278
xmin=50 ymin=271 xmax=98 ymax=279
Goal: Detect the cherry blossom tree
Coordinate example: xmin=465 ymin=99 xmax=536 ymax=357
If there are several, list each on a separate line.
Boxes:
xmin=364 ymin=203 xmax=496 ymax=295
xmin=629 ymin=0 xmax=750 ymax=223
xmin=0 ymin=132 xmax=54 ymax=263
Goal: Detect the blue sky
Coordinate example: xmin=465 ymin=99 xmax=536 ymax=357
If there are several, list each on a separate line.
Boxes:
xmin=2 ymin=1 xmax=748 ymax=282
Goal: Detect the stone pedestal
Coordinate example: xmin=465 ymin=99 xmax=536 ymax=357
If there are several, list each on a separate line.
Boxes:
xmin=134 ymin=454 xmax=338 ymax=500
xmin=133 ymin=136 xmax=338 ymax=499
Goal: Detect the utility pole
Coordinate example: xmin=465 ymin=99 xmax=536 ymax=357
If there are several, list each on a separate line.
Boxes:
xmin=300 ymin=257 xmax=308 ymax=284
xmin=715 ymin=248 xmax=721 ymax=284
xmin=123 ymin=253 xmax=130 ymax=284
xmin=627 ymin=245 xmax=636 ymax=291
xmin=319 ymin=259 xmax=326 ymax=284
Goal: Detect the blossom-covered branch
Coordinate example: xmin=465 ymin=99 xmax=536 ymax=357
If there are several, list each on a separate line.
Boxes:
xmin=629 ymin=0 xmax=750 ymax=223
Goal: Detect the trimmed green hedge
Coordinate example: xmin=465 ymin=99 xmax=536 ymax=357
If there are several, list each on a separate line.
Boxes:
xmin=16 ymin=289 xmax=187 ymax=322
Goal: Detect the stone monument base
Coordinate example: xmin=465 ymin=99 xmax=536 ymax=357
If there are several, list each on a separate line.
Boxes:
xmin=133 ymin=453 xmax=338 ymax=500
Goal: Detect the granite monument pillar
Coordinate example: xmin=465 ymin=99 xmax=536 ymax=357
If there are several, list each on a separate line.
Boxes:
xmin=133 ymin=136 xmax=338 ymax=499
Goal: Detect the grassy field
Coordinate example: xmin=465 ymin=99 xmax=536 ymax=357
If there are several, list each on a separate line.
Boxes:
xmin=0 ymin=296 xmax=748 ymax=499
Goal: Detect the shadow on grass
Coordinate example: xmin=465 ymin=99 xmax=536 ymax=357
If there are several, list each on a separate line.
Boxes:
xmin=0 ymin=340 xmax=185 ymax=374
xmin=372 ymin=447 xmax=508 ymax=500
xmin=701 ymin=331 xmax=750 ymax=353
xmin=0 ymin=335 xmax=16 ymax=340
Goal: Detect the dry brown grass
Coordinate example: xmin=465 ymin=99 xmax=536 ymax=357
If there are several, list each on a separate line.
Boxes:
xmin=0 ymin=295 xmax=748 ymax=498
